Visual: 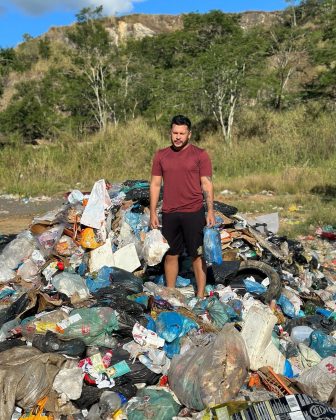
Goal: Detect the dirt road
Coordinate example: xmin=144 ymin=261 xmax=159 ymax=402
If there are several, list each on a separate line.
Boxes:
xmin=0 ymin=195 xmax=64 ymax=235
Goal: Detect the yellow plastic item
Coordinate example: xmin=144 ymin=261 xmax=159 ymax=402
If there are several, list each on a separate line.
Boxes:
xmin=19 ymin=397 xmax=53 ymax=420
xmin=80 ymin=227 xmax=102 ymax=249
xmin=34 ymin=321 xmax=58 ymax=334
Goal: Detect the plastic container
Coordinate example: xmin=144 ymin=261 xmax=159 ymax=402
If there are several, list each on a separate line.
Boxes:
xmin=290 ymin=326 xmax=314 ymax=345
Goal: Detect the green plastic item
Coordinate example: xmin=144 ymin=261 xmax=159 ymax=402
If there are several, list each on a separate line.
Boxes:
xmin=60 ymin=307 xmax=119 ymax=345
xmin=127 ymin=388 xmax=181 ymax=420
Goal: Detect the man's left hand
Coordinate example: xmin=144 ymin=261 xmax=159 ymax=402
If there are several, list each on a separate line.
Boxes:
xmin=206 ymin=210 xmax=216 ymax=227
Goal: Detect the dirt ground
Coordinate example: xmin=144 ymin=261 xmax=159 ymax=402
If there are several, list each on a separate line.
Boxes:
xmin=0 ymin=195 xmax=64 ymax=235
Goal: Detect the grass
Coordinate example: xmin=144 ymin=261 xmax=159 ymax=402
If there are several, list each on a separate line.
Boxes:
xmin=0 ymin=106 xmax=335 ymax=238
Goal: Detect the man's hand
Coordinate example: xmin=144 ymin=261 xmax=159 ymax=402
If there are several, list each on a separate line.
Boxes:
xmin=206 ymin=209 xmax=216 ymax=227
xmin=150 ymin=213 xmax=160 ymax=229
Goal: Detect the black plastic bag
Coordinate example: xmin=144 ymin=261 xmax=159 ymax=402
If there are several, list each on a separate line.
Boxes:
xmin=110 ymin=267 xmax=143 ymax=294
xmin=92 ymin=286 xmax=145 ymax=318
xmin=0 ymin=338 xmax=26 ymax=352
xmin=73 ymin=384 xmax=103 ymax=409
xmin=213 ymin=200 xmax=238 ymax=216
xmin=108 ymin=347 xmax=161 ymax=385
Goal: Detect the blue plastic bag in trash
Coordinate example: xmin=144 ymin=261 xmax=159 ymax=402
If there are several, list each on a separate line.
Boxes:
xmin=309 ymin=329 xmax=336 ymax=358
xmin=243 ymin=279 xmax=267 ymax=295
xmin=155 ymin=312 xmax=197 ymax=342
xmin=277 ymin=294 xmax=295 ymax=318
xmin=154 ymin=274 xmax=191 ymax=288
xmin=203 ymin=227 xmax=223 ymax=265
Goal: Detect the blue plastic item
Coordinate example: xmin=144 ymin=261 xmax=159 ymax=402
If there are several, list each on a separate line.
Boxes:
xmin=0 ymin=288 xmax=15 ymax=300
xmin=283 ymin=359 xmax=294 ymax=378
xmin=309 ymin=329 xmax=336 ymax=358
xmin=192 ymin=296 xmax=239 ymax=328
xmin=77 ymin=262 xmax=87 ymax=277
xmin=243 ymin=279 xmax=267 ymax=295
xmin=154 ymin=274 xmax=191 ymax=288
xmin=277 ymin=294 xmax=295 ymax=318
xmin=315 ymin=307 xmax=333 ymax=318
xmin=203 ymin=227 xmax=223 ymax=265
xmin=164 ymin=338 xmax=181 ymax=358
xmin=86 ymin=276 xmax=111 ymax=293
xmin=155 ymin=312 xmax=197 ymax=343
xmin=134 ymin=295 xmax=149 ymax=307
xmin=145 ymin=314 xmax=156 ymax=332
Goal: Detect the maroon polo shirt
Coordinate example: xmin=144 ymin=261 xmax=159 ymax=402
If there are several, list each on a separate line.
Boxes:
xmin=151 ymin=144 xmax=212 ymax=213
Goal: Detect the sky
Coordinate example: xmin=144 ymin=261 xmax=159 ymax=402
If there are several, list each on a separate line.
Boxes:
xmin=0 ymin=0 xmax=289 ymax=48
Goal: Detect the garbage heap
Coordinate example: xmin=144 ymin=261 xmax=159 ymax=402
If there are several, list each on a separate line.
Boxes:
xmin=0 ymin=179 xmax=335 ymax=420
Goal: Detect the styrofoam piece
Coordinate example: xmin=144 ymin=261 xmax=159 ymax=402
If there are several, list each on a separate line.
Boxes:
xmin=89 ymin=240 xmax=140 ymax=273
xmin=113 ymin=243 xmax=141 ymax=273
xmin=241 ymin=304 xmax=285 ymax=374
xmin=89 ymin=238 xmax=114 ymax=273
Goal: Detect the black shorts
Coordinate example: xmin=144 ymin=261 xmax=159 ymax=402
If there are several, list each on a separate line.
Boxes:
xmin=162 ymin=207 xmax=206 ymax=257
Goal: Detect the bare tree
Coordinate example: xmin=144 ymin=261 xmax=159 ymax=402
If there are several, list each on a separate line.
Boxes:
xmin=203 ymin=62 xmax=245 ymax=145
xmin=270 ymin=31 xmax=306 ymax=109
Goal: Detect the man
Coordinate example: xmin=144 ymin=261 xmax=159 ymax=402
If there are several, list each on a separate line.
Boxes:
xmin=150 ymin=115 xmax=215 ymax=298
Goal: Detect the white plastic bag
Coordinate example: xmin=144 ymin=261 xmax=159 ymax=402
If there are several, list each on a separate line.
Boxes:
xmin=143 ymin=229 xmax=169 ymax=266
xmin=296 ymin=356 xmax=336 ymax=402
xmin=80 ymin=179 xmax=111 ymax=230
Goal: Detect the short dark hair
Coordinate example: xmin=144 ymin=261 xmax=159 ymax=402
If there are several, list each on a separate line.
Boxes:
xmin=171 ymin=115 xmax=192 ymax=130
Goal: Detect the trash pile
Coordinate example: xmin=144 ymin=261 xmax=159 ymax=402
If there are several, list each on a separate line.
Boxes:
xmin=0 ymin=179 xmax=335 ymax=420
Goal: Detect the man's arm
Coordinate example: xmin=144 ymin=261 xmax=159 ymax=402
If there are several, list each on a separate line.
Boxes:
xmin=150 ymin=175 xmax=162 ymax=229
xmin=201 ymin=176 xmax=215 ymax=227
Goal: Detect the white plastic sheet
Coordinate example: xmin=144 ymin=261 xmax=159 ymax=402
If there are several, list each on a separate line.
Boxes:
xmin=80 ymin=179 xmax=112 ymax=230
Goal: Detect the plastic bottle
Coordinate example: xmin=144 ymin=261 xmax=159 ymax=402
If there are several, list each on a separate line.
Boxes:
xmin=99 ymin=391 xmax=122 ymax=414
xmin=290 ymin=326 xmax=314 ymax=344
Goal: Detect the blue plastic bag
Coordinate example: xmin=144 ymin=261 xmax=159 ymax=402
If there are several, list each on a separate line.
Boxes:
xmin=154 ymin=274 xmax=191 ymax=288
xmin=243 ymin=279 xmax=267 ymax=295
xmin=277 ymin=294 xmax=295 ymax=318
xmin=86 ymin=276 xmax=110 ymax=293
xmin=155 ymin=312 xmax=197 ymax=342
xmin=203 ymin=227 xmax=223 ymax=265
xmin=309 ymin=329 xmax=336 ymax=358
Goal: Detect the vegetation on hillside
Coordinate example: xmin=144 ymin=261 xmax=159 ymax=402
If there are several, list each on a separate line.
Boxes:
xmin=0 ymin=0 xmax=335 ymax=145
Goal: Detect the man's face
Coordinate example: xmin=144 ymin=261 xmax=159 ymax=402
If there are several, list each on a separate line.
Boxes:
xmin=170 ymin=124 xmax=191 ymax=151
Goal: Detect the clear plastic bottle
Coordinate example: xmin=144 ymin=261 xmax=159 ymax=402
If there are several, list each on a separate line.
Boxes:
xmin=290 ymin=326 xmax=314 ymax=344
xmin=99 ymin=391 xmax=122 ymax=415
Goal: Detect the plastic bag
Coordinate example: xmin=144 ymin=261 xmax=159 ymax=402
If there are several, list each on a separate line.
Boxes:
xmin=107 ymin=347 xmax=161 ymax=385
xmin=80 ymin=179 xmax=112 ymax=230
xmin=1 ymin=230 xmax=36 ymax=270
xmin=0 ymin=256 xmax=15 ymax=283
xmin=93 ymin=286 xmax=145 ymax=318
xmin=168 ymin=324 xmax=249 ymax=411
xmin=80 ymin=227 xmax=103 ymax=250
xmin=296 ymin=356 xmax=336 ymax=402
xmin=0 ymin=347 xmax=66 ymax=419
xmin=277 ymin=294 xmax=295 ymax=318
xmin=154 ymin=274 xmax=190 ymax=288
xmin=52 ymin=272 xmax=90 ymax=301
xmin=243 ymin=278 xmax=267 ymax=295
xmin=143 ymin=229 xmax=170 ymax=266
xmin=36 ymin=225 xmax=64 ymax=256
xmin=155 ymin=312 xmax=198 ymax=343
xmin=60 ymin=307 xmax=119 ymax=346
xmin=203 ymin=227 xmax=223 ymax=265
xmin=309 ymin=329 xmax=336 ymax=358
xmin=98 ymin=266 xmax=143 ymax=294
xmin=192 ymin=296 xmax=239 ymax=328
xmin=127 ymin=388 xmax=180 ymax=420
xmin=54 ymin=235 xmax=79 ymax=256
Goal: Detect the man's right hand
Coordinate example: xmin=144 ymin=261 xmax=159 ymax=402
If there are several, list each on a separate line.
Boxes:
xmin=150 ymin=213 xmax=160 ymax=229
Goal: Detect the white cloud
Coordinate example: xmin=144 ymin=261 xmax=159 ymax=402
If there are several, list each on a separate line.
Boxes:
xmin=3 ymin=0 xmax=145 ymax=16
